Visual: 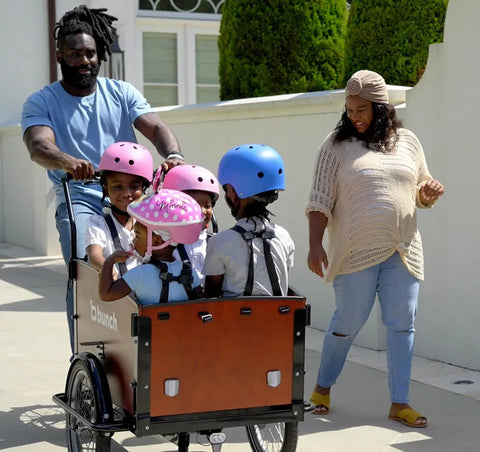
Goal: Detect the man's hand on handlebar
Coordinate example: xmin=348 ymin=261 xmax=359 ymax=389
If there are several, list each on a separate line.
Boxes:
xmin=64 ymin=157 xmax=96 ymax=180
xmin=159 ymin=156 xmax=185 ymax=172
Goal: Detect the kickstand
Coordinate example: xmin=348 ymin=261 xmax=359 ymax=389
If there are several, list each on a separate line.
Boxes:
xmin=178 ymin=432 xmax=190 ymax=452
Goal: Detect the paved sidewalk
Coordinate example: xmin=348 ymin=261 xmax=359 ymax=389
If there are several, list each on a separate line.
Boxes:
xmin=1 ymin=242 xmax=479 ymax=451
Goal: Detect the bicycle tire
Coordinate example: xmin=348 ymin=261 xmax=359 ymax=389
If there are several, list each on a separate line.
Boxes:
xmin=65 ymin=359 xmax=112 ymax=452
xmin=246 ymin=421 xmax=298 ymax=452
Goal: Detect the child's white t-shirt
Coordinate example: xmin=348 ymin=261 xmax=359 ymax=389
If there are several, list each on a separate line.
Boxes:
xmin=172 ymin=229 xmax=208 ymax=283
xmin=85 ymin=209 xmax=141 ymax=272
xmin=202 ymin=217 xmax=295 ymax=297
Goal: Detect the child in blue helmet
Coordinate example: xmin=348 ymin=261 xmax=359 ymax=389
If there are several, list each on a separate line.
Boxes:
xmin=203 ymin=144 xmax=295 ymax=298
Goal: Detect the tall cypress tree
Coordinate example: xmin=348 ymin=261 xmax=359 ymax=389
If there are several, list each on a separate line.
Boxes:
xmin=345 ymin=0 xmax=448 ymax=86
xmin=218 ymin=0 xmax=348 ymax=100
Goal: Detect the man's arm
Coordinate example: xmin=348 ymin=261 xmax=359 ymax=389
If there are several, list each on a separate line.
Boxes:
xmin=23 ymin=125 xmax=95 ymax=180
xmin=134 ymin=112 xmax=183 ymax=162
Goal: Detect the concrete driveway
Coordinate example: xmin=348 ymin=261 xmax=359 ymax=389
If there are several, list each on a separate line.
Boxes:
xmin=1 ymin=242 xmax=479 ymax=451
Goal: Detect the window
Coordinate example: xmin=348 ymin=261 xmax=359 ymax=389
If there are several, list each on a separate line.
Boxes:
xmin=139 ymin=0 xmax=224 ymax=15
xmin=195 ymin=34 xmax=219 ymax=104
xmin=139 ymin=20 xmax=220 ymax=107
xmin=138 ymin=2 xmax=222 ymax=106
xmin=143 ymin=32 xmax=178 ymax=106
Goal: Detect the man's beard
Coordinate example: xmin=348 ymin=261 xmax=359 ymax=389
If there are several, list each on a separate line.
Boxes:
xmin=60 ymin=58 xmax=100 ymax=90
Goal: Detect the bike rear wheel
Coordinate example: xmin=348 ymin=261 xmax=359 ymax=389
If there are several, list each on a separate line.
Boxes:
xmin=246 ymin=421 xmax=298 ymax=452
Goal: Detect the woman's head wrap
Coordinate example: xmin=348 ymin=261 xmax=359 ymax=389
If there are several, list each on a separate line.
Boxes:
xmin=345 ymin=70 xmax=389 ymax=104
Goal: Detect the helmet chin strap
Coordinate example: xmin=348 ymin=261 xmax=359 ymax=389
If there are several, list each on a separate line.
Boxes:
xmin=131 ymin=248 xmax=149 ymax=264
xmin=132 ymin=226 xmax=182 ymax=264
xmin=109 ymin=203 xmax=130 ymax=218
xmin=150 ymin=241 xmax=173 ymax=251
xmin=138 ymin=229 xmax=175 ymax=263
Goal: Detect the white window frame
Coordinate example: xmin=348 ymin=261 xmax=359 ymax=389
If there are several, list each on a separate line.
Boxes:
xmin=137 ymin=17 xmax=220 ymax=106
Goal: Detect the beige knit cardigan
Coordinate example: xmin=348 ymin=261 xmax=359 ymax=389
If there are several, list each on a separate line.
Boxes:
xmin=306 ymin=128 xmax=434 ymax=283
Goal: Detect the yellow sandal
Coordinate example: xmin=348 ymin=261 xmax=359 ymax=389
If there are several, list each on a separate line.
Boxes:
xmin=310 ymin=391 xmax=330 ymax=414
xmin=388 ymin=408 xmax=428 ymax=428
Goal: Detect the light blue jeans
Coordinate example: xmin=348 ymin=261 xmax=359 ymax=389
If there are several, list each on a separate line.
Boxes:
xmin=317 ymin=252 xmax=420 ymax=404
xmin=56 ymin=199 xmax=103 ymax=353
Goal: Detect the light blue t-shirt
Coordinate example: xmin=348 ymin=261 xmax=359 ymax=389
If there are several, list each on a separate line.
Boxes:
xmin=21 ymin=77 xmax=154 ymax=206
xmin=123 ymin=259 xmax=201 ymax=305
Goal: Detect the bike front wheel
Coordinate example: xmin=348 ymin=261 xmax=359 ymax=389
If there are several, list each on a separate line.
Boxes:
xmin=65 ymin=359 xmax=112 ymax=452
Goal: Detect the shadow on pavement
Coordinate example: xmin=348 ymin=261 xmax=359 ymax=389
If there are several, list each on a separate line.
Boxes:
xmin=0 ymin=259 xmax=67 ymax=313
xmin=0 ymin=404 xmax=66 ymax=449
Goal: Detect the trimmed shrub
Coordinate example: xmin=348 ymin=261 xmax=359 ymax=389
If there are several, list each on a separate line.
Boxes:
xmin=218 ymin=0 xmax=348 ymax=100
xmin=345 ymin=0 xmax=448 ymax=86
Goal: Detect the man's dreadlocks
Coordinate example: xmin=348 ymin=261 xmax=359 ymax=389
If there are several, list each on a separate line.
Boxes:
xmin=53 ymin=4 xmax=118 ymax=62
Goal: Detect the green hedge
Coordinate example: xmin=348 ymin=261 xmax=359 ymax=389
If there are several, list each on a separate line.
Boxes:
xmin=345 ymin=0 xmax=448 ymax=86
xmin=218 ymin=0 xmax=348 ymax=100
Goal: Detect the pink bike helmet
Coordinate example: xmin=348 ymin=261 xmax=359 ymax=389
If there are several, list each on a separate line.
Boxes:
xmin=98 ymin=142 xmax=154 ymax=185
xmin=159 ymin=164 xmax=220 ymax=202
xmin=127 ymin=189 xmax=204 ymax=260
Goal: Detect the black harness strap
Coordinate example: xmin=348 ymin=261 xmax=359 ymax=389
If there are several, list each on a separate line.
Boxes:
xmin=176 ymin=244 xmax=197 ymax=301
xmin=230 ymin=225 xmax=282 ymax=296
xmin=262 ymin=236 xmax=283 ymax=296
xmin=150 ymin=247 xmax=197 ymax=303
xmin=157 ymin=261 xmax=171 ymax=303
xmin=103 ymin=213 xmax=128 ymax=277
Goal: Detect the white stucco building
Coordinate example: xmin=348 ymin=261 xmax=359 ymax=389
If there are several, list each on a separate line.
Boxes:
xmin=1 ymin=0 xmax=479 ymax=372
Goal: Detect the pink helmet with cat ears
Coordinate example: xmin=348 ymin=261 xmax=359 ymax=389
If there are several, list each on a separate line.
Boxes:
xmin=127 ymin=189 xmax=204 ymax=257
xmin=99 ymin=142 xmax=154 ymax=184
xmin=162 ymin=164 xmax=220 ymax=201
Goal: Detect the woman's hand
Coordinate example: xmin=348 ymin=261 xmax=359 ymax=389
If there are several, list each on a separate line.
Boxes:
xmin=420 ymin=179 xmax=445 ymax=205
xmin=308 ymin=243 xmax=329 ymax=278
xmin=307 ymin=211 xmax=329 ymax=278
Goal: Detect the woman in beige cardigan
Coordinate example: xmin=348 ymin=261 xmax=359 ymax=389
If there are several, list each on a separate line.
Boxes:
xmin=306 ymin=70 xmax=444 ymax=428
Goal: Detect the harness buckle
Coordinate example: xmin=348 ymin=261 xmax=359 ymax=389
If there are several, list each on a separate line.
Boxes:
xmin=240 ymin=230 xmax=257 ymax=241
xmin=160 ymin=271 xmax=174 ymax=282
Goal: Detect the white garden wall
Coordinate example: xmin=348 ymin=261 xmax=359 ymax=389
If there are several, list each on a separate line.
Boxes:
xmin=0 ymin=0 xmax=478 ymax=370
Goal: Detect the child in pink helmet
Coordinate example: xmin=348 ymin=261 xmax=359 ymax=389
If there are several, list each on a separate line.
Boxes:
xmin=85 ymin=142 xmax=153 ymax=278
xmin=99 ymin=189 xmax=205 ymax=304
xmin=161 ymin=164 xmax=220 ymax=286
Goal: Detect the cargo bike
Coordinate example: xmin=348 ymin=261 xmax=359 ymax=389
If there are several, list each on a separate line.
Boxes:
xmin=53 ymin=175 xmax=310 ymax=452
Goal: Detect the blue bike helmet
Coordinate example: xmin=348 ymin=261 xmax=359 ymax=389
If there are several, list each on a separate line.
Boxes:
xmin=218 ymin=144 xmax=285 ymax=199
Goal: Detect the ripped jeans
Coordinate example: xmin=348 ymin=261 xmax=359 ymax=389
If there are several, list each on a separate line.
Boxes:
xmin=316 ymin=252 xmax=419 ymax=404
